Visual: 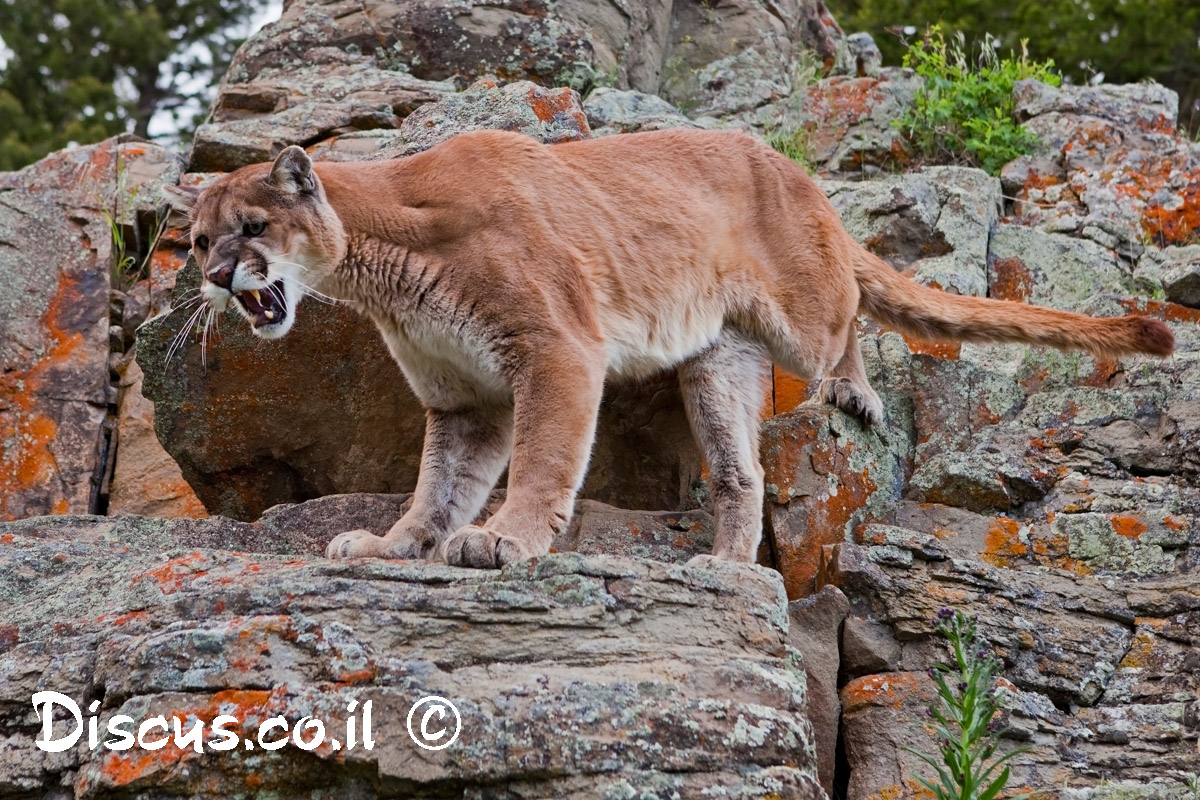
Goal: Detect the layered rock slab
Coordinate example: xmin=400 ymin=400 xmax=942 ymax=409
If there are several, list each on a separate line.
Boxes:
xmin=823 ymin=540 xmax=1200 ymax=800
xmin=0 ymin=511 xmax=825 ymax=799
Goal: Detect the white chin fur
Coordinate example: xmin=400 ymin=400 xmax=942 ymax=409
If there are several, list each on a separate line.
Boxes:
xmin=201 ymin=283 xmax=232 ymax=313
xmin=251 ymin=316 xmax=295 ymax=339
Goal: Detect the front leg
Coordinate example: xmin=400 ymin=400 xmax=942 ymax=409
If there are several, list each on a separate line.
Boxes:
xmin=326 ymin=404 xmax=512 ymax=559
xmin=442 ymin=347 xmax=605 ymax=569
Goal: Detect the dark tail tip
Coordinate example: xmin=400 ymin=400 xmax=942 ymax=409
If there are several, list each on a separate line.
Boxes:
xmin=1130 ymin=316 xmax=1175 ymax=356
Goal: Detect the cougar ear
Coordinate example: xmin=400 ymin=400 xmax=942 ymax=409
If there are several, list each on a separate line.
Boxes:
xmin=270 ymin=145 xmax=315 ymax=194
xmin=162 ymin=183 xmax=201 ymax=214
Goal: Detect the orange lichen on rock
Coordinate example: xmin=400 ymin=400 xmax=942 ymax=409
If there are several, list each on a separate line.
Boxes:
xmin=0 ymin=269 xmax=98 ymax=520
xmin=769 ymin=424 xmax=880 ymax=598
xmin=989 ymin=257 xmax=1034 ymax=303
xmin=100 ymin=751 xmax=171 ymax=789
xmin=135 ymin=551 xmax=211 ymax=594
xmin=983 ymin=517 xmax=1028 ymax=567
xmin=1121 ymin=297 xmax=1200 ymax=325
xmin=871 ymin=785 xmax=903 ymax=800
xmin=841 ymin=672 xmax=923 ymax=713
xmin=1117 ymin=624 xmax=1162 ymax=670
xmin=902 ymin=334 xmax=961 ymax=360
xmin=526 ymin=85 xmax=590 ymax=133
xmin=1109 ymin=514 xmax=1147 ymax=540
xmin=771 ymin=368 xmax=810 ymax=415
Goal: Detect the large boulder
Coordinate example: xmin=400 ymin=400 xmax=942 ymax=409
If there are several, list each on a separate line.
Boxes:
xmin=0 ymin=136 xmax=181 ymax=521
xmin=189 ymin=0 xmax=683 ymax=170
xmin=0 ymin=511 xmax=826 ymax=799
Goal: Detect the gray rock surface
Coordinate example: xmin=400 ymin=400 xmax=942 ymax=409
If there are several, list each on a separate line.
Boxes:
xmin=787 ymin=586 xmax=851 ymax=798
xmin=583 ymin=88 xmax=698 ymax=136
xmin=822 ymin=166 xmax=1002 ymax=297
xmin=0 ymin=510 xmax=825 ymax=799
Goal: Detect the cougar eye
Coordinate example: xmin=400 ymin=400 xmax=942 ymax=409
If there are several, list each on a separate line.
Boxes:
xmin=244 ymin=221 xmax=266 ymax=237
xmin=195 ymin=234 xmax=209 ymax=251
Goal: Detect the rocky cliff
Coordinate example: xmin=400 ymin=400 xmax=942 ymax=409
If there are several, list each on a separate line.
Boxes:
xmin=1 ymin=1 xmax=1197 ymax=798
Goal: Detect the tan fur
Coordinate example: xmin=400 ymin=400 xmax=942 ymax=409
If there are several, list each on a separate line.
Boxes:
xmin=168 ymin=128 xmax=1174 ymax=568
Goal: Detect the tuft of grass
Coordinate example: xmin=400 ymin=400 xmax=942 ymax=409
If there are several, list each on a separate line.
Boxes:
xmin=764 ymin=48 xmax=822 ymax=171
xmin=766 ymin=126 xmax=814 ymax=171
xmin=897 ymin=27 xmax=1060 ymax=176
xmin=907 ymin=608 xmax=1037 ymax=800
xmin=103 ymin=210 xmax=139 ymax=290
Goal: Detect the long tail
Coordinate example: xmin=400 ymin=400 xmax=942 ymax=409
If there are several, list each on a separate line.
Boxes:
xmin=852 ymin=247 xmax=1174 ymax=359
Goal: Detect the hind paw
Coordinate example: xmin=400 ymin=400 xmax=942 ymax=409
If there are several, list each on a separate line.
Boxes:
xmin=819 ymin=377 xmax=883 ymax=426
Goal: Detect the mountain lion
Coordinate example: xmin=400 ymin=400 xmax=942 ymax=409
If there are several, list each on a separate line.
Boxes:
xmin=164 ymin=128 xmax=1174 ymax=569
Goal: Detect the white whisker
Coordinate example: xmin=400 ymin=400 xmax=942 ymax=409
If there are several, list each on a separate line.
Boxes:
xmin=160 ymin=292 xmax=203 ymax=316
xmin=276 ymin=274 xmax=339 ymax=305
xmin=169 ymin=302 xmax=206 ymax=359
xmin=268 ymin=261 xmax=341 ymax=305
xmin=201 ymin=306 xmax=215 ymax=369
xmin=167 ymin=301 xmax=208 ymax=363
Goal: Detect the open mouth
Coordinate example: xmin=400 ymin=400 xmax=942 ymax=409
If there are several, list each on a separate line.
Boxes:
xmin=235 ymin=280 xmax=287 ymax=327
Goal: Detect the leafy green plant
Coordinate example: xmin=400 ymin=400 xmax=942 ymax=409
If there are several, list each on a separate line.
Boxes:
xmin=907 ymin=608 xmax=1036 ymax=800
xmin=897 ymin=27 xmax=1060 ymax=175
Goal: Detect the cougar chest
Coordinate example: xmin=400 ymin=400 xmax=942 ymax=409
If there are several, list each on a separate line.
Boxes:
xmin=370 ymin=312 xmax=509 ymax=409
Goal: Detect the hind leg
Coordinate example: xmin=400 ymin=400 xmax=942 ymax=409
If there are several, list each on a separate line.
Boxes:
xmin=678 ymin=330 xmax=769 ymax=564
xmin=817 ymin=332 xmax=883 ymax=425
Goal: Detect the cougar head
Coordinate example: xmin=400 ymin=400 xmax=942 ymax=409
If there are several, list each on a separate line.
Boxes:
xmin=164 ymin=146 xmax=345 ymax=340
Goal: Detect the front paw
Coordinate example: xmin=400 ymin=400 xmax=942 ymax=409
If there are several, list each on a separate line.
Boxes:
xmin=325 ymin=528 xmax=435 ymax=560
xmin=441 ymin=525 xmax=544 ymax=569
xmin=326 ymin=529 xmax=384 ymax=559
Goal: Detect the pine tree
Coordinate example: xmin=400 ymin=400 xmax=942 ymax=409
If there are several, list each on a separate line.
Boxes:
xmin=0 ymin=0 xmax=267 ymax=170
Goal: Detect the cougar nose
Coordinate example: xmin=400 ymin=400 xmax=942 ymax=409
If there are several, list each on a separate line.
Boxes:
xmin=208 ymin=263 xmax=234 ymax=291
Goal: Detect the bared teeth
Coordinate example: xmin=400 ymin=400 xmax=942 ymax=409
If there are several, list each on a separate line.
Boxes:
xmin=264 ymin=310 xmax=276 ymax=320
xmin=250 ymin=289 xmax=262 ymax=304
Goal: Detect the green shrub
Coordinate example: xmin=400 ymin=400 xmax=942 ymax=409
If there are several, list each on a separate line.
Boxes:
xmin=897 ymin=27 xmax=1060 ymax=175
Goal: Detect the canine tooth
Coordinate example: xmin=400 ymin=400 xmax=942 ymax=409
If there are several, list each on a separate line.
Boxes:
xmin=265 ymin=310 xmax=276 ymax=320
xmin=250 ymin=289 xmax=262 ymax=303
